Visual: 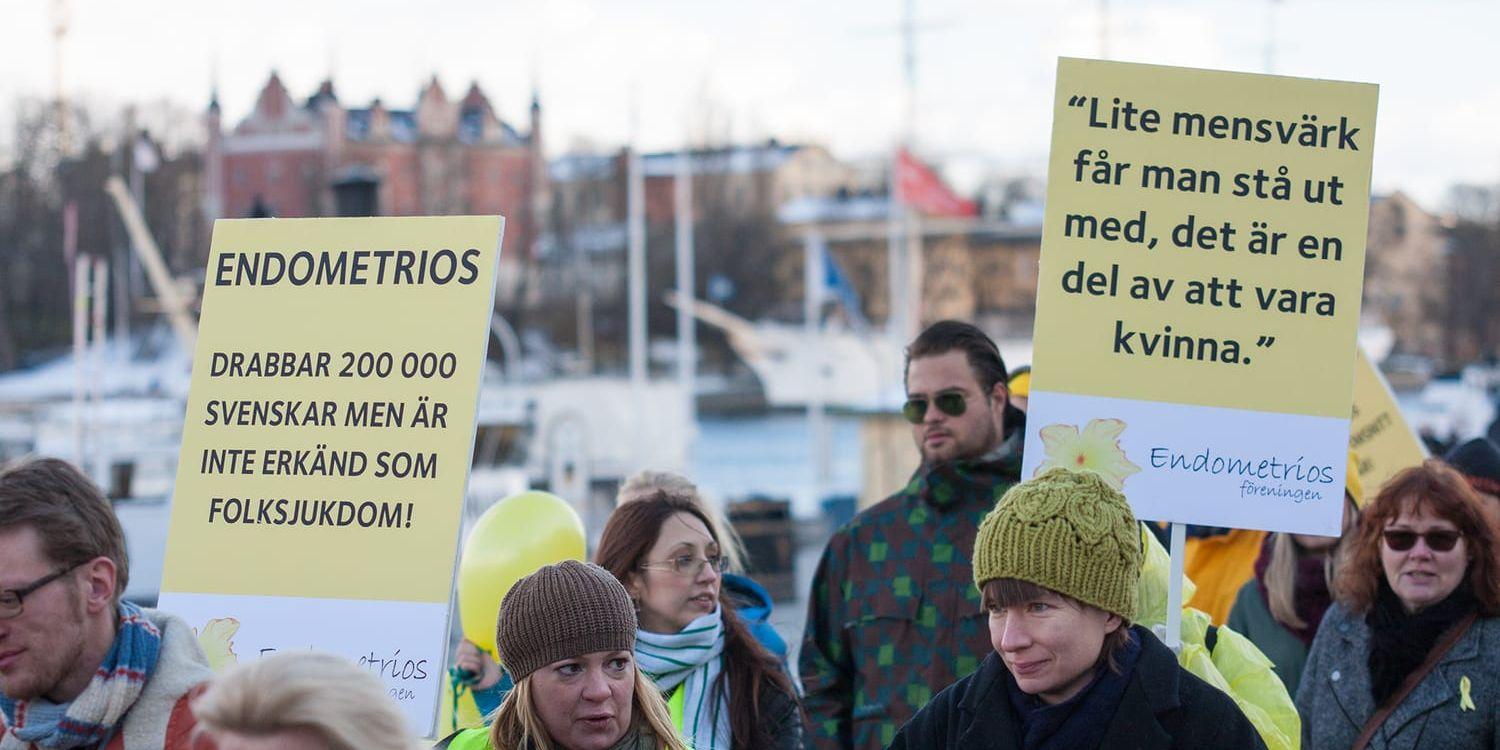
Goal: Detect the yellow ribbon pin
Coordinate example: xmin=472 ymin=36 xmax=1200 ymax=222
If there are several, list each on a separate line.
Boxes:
xmin=1459 ymin=675 xmax=1475 ymax=712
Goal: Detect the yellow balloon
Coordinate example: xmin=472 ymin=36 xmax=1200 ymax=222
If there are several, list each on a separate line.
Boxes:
xmin=458 ymin=490 xmax=586 ymax=656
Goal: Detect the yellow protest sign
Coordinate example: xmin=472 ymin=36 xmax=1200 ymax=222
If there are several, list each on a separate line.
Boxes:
xmin=158 ymin=216 xmax=502 ymax=734
xmin=1024 ymin=59 xmax=1377 ymax=535
xmin=1350 ymin=347 xmax=1426 ymax=497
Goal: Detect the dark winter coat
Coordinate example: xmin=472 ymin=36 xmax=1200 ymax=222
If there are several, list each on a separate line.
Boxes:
xmin=757 ymin=678 xmax=805 ymax=750
xmin=723 ymin=573 xmax=803 ymax=748
xmin=888 ymin=626 xmax=1267 ymax=750
xmin=1296 ymin=602 xmax=1500 ymax=749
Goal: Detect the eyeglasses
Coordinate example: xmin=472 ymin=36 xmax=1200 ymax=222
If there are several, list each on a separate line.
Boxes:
xmin=902 ymin=392 xmax=968 ymax=424
xmin=1382 ymin=529 xmax=1462 ymax=553
xmin=639 ymin=554 xmax=728 ymax=577
xmin=0 ymin=562 xmax=83 ymax=620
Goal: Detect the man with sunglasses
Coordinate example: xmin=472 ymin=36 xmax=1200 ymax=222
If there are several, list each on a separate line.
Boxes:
xmin=0 ymin=457 xmax=213 ymax=750
xmin=801 ymin=320 xmax=1025 ymax=750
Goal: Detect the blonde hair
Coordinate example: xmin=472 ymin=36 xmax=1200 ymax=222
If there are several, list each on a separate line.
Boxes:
xmin=1262 ymin=533 xmax=1320 ymax=629
xmin=617 ymin=469 xmax=746 ymax=573
xmin=193 ymin=652 xmax=418 ymax=750
xmin=1264 ymin=493 xmax=1358 ymax=629
xmin=489 ymin=668 xmax=688 ymax=750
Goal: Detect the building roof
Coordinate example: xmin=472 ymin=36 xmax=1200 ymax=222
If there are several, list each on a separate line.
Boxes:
xmin=228 ymin=72 xmax=530 ymax=147
xmin=344 ymin=107 xmax=418 ymax=142
xmin=641 ymin=142 xmax=804 ymax=177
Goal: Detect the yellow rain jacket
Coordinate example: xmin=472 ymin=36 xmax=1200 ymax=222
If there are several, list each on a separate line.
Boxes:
xmin=436 ymin=677 xmax=488 ymax=737
xmin=1183 ymin=527 xmax=1266 ymax=625
xmin=1136 ymin=526 xmax=1301 ymax=750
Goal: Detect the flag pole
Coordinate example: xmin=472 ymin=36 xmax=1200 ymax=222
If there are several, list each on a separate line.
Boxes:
xmin=805 ymin=230 xmax=830 ymax=510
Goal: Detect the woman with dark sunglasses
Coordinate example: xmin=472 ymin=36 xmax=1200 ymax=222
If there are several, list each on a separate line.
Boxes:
xmin=1296 ymin=459 xmax=1500 ymax=749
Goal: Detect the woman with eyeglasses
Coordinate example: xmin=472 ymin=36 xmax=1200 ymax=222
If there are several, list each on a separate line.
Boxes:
xmin=595 ymin=491 xmax=803 ymax=750
xmin=616 ymin=470 xmax=789 ymax=664
xmin=1296 ymin=459 xmax=1500 ymax=749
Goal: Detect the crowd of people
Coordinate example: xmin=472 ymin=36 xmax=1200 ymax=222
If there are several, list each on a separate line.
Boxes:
xmin=2 ymin=320 xmax=1498 ymax=749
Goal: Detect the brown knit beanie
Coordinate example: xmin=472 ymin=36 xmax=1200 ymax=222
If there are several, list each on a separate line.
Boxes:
xmin=496 ymin=560 xmax=637 ymax=681
xmin=973 ymin=467 xmax=1141 ymax=620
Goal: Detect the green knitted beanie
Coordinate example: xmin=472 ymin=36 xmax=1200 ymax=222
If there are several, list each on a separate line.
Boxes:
xmin=973 ymin=467 xmax=1141 ymax=620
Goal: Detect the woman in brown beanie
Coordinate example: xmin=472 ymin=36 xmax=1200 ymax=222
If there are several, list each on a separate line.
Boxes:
xmin=595 ymin=491 xmax=803 ymax=750
xmin=438 ymin=560 xmax=688 ymax=750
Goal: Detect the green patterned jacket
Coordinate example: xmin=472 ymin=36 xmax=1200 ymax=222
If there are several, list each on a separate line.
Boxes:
xmin=799 ymin=436 xmax=1023 ymax=750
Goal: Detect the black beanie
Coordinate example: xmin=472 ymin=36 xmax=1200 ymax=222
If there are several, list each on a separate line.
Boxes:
xmin=1445 ymin=438 xmax=1500 ymax=498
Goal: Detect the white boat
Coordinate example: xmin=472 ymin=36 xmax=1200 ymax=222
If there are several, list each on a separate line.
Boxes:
xmin=683 ymin=294 xmax=1400 ymax=416
xmin=675 ymin=294 xmax=1032 ymax=412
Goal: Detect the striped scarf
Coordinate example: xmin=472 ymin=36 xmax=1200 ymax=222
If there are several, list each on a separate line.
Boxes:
xmin=0 ymin=602 xmax=161 ymax=749
xmin=635 ymin=608 xmax=730 ymax=750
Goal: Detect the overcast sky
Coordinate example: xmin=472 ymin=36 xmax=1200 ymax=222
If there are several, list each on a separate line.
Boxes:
xmin=3 ymin=0 xmax=1496 ymax=209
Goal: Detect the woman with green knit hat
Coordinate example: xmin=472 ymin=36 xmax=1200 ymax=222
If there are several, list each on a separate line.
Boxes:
xmin=890 ymin=468 xmax=1266 ymax=749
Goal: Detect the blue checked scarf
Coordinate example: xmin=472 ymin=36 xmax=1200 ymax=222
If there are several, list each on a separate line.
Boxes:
xmin=1 ymin=601 xmax=161 ymax=749
xmin=635 ymin=607 xmax=730 ymax=750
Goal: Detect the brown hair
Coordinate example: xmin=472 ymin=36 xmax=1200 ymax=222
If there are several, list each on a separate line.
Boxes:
xmin=595 ymin=491 xmax=798 ymax=750
xmin=0 ymin=456 xmax=129 ymax=602
xmin=489 ymin=668 xmax=689 ymax=750
xmin=1334 ymin=459 xmax=1500 ymax=616
xmin=905 ymin=320 xmax=1009 ymax=392
xmin=981 ymin=578 xmax=1132 ymax=673
xmin=904 ymin=320 xmax=1024 ymax=440
xmin=616 ymin=469 xmax=748 ymax=574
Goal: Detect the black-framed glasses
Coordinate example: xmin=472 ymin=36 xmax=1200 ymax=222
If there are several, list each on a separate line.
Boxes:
xmin=1382 ymin=529 xmax=1462 ymax=553
xmin=902 ymin=392 xmax=967 ymax=424
xmin=0 ymin=561 xmax=83 ymax=620
xmin=639 ymin=554 xmax=728 ymax=577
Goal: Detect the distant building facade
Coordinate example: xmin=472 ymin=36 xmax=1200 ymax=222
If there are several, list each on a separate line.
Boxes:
xmin=203 ymin=72 xmax=545 ymax=289
xmin=1362 ymin=192 xmax=1450 ymax=361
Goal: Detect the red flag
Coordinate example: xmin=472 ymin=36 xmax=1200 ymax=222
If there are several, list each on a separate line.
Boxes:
xmin=896 ymin=148 xmax=977 ymax=217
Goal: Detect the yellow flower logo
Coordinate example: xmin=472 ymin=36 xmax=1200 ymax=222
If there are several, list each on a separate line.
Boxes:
xmin=1036 ymin=419 xmax=1141 ymax=491
xmin=195 ymin=617 xmax=242 ymax=671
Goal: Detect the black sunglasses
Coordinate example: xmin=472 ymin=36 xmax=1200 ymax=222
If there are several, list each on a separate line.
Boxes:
xmin=1382 ymin=529 xmax=1462 ymax=553
xmin=902 ymin=392 xmax=967 ymax=424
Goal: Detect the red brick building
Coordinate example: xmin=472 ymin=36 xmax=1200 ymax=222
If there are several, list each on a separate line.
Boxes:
xmin=204 ymin=72 xmax=545 ymax=269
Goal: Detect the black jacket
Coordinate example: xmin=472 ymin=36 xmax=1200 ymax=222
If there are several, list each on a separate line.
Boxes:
xmin=759 ymin=677 xmax=805 ymax=750
xmin=888 ymin=626 xmax=1266 ymax=750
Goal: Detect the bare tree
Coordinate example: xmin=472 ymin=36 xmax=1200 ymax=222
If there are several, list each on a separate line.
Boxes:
xmin=0 ymin=104 xmax=72 ymax=369
xmin=0 ymin=98 xmax=208 ymax=371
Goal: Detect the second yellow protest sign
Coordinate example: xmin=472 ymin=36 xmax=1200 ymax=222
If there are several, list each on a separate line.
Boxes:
xmin=1350 ymin=347 xmax=1426 ymax=498
xmin=1023 ymin=59 xmax=1378 ymax=534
